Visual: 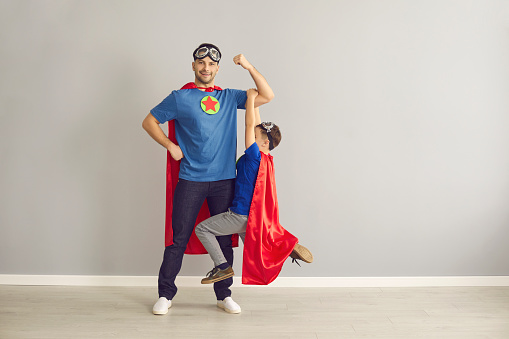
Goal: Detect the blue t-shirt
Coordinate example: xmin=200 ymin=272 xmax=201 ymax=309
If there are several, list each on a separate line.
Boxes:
xmin=151 ymin=88 xmax=247 ymax=181
xmin=230 ymin=142 xmax=262 ymax=216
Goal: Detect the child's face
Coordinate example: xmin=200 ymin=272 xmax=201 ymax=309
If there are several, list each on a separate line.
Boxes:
xmin=254 ymin=126 xmax=268 ymax=149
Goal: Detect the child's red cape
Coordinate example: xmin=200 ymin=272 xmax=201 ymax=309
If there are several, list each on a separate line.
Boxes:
xmin=242 ymin=152 xmax=299 ymax=285
xmin=164 ymin=83 xmax=239 ymax=253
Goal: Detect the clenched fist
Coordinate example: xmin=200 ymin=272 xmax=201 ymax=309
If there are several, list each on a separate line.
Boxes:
xmin=168 ymin=143 xmax=184 ymax=161
xmin=246 ymin=88 xmax=258 ymax=99
xmin=233 ymin=54 xmax=254 ymax=71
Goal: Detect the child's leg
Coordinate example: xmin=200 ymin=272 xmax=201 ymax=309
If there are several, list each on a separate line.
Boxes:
xmin=195 ymin=210 xmax=248 ymax=267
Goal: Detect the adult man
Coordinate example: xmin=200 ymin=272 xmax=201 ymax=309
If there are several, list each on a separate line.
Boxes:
xmin=142 ymin=43 xmax=274 ymax=315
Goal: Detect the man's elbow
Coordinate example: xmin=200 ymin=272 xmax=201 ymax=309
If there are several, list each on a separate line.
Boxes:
xmin=256 ymin=93 xmax=275 ymax=107
xmin=142 ymin=113 xmax=158 ymax=131
xmin=263 ymin=92 xmax=275 ymax=103
xmin=142 ymin=117 xmax=149 ymax=131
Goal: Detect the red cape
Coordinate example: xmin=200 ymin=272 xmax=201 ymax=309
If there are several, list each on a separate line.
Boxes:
xmin=164 ymin=83 xmax=239 ymax=253
xmin=242 ymin=152 xmax=299 ymax=285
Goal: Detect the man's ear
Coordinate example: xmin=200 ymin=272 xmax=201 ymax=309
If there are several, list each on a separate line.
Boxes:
xmin=192 ymin=61 xmax=195 ymax=71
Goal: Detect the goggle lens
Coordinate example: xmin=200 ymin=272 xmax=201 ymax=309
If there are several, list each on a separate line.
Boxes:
xmin=195 ymin=47 xmax=221 ymax=62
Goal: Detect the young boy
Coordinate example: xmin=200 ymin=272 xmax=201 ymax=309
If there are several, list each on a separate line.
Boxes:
xmin=195 ymin=88 xmax=313 ymax=291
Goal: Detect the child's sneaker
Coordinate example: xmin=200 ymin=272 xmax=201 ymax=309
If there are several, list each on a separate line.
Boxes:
xmin=201 ymin=266 xmax=234 ymax=284
xmin=290 ymin=243 xmax=314 ymax=263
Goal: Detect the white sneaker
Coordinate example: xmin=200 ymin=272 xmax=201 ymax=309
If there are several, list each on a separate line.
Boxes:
xmin=217 ymin=296 xmax=241 ymax=314
xmin=152 ymin=297 xmax=172 ymax=315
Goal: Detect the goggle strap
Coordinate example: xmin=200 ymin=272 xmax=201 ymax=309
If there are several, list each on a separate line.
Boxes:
xmin=261 ymin=122 xmax=275 ymax=150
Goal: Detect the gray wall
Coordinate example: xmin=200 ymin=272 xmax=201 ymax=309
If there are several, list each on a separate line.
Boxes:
xmin=1 ymin=0 xmax=509 ymax=278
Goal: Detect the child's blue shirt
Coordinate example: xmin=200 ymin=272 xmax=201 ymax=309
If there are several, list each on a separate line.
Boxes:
xmin=230 ymin=142 xmax=261 ymax=216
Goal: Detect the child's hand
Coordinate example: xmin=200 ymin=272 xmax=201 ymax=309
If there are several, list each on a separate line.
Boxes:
xmin=246 ymin=88 xmax=258 ymax=99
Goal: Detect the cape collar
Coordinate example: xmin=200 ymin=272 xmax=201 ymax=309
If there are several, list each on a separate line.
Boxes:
xmin=180 ymin=82 xmax=222 ymax=92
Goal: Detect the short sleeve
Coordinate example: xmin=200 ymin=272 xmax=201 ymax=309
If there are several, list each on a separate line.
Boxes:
xmin=245 ymin=142 xmax=261 ymax=161
xmin=150 ymin=91 xmax=178 ymax=124
xmin=230 ymin=89 xmax=247 ymax=110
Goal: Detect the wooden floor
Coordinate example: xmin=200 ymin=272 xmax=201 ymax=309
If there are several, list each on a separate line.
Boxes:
xmin=1 ymin=285 xmax=509 ymax=338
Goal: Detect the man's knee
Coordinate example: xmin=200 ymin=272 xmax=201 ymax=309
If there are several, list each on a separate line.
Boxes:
xmin=169 ymin=230 xmax=194 ymax=250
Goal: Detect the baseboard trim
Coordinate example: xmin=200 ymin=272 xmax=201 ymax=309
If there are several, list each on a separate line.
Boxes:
xmin=1 ymin=275 xmax=509 ymax=287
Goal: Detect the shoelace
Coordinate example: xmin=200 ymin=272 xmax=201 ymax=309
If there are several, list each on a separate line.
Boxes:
xmin=291 ymin=258 xmax=302 ymax=267
xmin=205 ymin=267 xmax=219 ymax=277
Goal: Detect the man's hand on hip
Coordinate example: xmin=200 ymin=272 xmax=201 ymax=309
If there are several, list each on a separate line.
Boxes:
xmin=167 ymin=143 xmax=184 ymax=161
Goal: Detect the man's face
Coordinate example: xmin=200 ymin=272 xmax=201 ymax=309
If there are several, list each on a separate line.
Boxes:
xmin=192 ymin=56 xmax=219 ymax=86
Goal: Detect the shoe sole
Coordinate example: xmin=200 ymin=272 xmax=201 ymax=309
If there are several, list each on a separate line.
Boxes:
xmin=201 ymin=271 xmax=234 ymax=284
xmin=152 ymin=304 xmax=171 ymax=315
xmin=292 ymin=244 xmax=314 ymax=263
xmin=153 ymin=309 xmax=168 ymax=315
xmin=217 ymin=303 xmax=241 ymax=314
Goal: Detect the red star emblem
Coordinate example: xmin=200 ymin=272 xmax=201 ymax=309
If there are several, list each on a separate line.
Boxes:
xmin=202 ymin=96 xmax=218 ymax=112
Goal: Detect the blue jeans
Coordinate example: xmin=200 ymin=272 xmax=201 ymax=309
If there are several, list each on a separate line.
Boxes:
xmin=158 ymin=179 xmax=235 ymax=301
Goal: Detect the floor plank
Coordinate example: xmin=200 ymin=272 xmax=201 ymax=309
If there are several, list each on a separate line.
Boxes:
xmin=1 ymin=285 xmax=508 ymax=338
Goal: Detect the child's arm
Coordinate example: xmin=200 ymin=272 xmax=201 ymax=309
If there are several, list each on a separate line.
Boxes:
xmin=254 ymin=106 xmax=261 ymax=126
xmin=245 ymin=88 xmax=258 ymax=149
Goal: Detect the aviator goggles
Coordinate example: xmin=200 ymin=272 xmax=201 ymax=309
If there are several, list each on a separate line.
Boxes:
xmin=194 ymin=46 xmax=221 ymax=62
xmin=260 ymin=122 xmax=275 ymax=150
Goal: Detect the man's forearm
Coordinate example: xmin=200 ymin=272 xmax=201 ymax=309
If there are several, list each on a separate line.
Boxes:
xmin=142 ymin=114 xmax=173 ymax=149
xmin=143 ymin=113 xmax=184 ymax=161
xmin=247 ymin=66 xmax=274 ymax=107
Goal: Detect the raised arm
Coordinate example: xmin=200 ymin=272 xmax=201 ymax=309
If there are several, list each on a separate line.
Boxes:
xmin=245 ymin=89 xmax=259 ymax=149
xmin=254 ymin=106 xmax=261 ymax=126
xmin=142 ymin=113 xmax=184 ymax=161
xmin=233 ymin=54 xmax=274 ymax=108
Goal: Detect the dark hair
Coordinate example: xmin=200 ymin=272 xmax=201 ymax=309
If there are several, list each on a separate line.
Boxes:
xmin=192 ymin=43 xmax=222 ymax=63
xmin=257 ymin=124 xmax=282 ymax=150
